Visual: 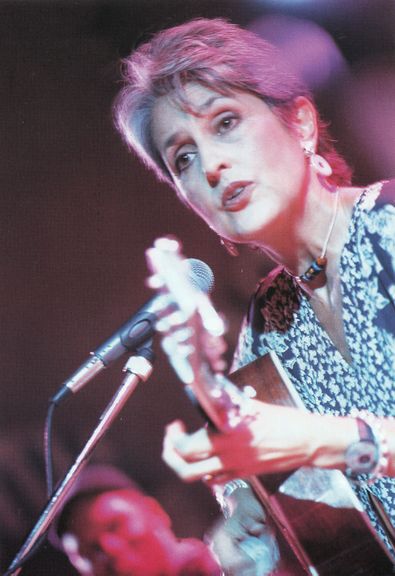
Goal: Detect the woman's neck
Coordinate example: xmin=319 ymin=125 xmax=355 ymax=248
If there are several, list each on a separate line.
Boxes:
xmin=258 ymin=183 xmax=362 ymax=284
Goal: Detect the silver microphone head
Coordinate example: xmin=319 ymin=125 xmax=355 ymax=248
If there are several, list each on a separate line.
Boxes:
xmin=187 ymin=258 xmax=215 ymax=294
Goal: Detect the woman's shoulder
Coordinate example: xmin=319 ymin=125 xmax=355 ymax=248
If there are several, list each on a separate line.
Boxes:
xmin=358 ymin=179 xmax=395 ymax=212
xmin=355 ymin=180 xmax=395 ymax=236
xmin=377 ymin=178 xmax=395 ymax=207
xmin=354 ymin=179 xmax=395 ymax=285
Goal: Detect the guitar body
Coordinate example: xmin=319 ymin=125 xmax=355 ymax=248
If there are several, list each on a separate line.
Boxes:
xmin=229 ymin=353 xmax=395 ymax=575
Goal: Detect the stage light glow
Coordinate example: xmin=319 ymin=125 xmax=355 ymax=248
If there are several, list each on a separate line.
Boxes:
xmin=248 ymin=14 xmax=348 ymax=91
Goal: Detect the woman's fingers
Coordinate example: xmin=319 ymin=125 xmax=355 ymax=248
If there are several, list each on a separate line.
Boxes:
xmin=173 ymin=424 xmax=214 ymax=460
xmin=162 ymin=417 xmax=260 ymax=482
xmin=162 ymin=420 xmax=225 ymax=482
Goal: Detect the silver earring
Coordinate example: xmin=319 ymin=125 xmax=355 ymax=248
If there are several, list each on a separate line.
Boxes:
xmin=303 ymin=143 xmax=332 ymax=177
xmin=220 ymin=237 xmax=239 ymax=257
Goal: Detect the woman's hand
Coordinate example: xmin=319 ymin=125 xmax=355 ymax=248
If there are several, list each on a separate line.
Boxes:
xmin=162 ymin=401 xmax=357 ymax=483
xmin=208 ymin=487 xmax=280 ymax=576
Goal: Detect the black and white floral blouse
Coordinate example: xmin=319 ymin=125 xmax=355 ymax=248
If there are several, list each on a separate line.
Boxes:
xmin=233 ymin=180 xmax=395 ymax=553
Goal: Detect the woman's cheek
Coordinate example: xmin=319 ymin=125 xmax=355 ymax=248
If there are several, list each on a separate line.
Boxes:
xmin=178 ymin=183 xmax=205 ymax=212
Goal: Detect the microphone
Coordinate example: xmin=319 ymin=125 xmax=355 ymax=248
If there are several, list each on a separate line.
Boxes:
xmin=51 ymin=258 xmax=214 ymax=405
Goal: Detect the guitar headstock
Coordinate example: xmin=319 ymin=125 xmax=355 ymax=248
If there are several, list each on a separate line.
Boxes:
xmin=146 ymin=236 xmax=226 ymax=380
xmin=146 ymin=236 xmax=254 ymax=431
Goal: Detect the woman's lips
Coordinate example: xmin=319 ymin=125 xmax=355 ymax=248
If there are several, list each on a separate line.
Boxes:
xmin=221 ymin=181 xmax=254 ymax=212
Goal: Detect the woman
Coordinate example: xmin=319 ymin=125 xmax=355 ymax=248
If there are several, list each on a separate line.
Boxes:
xmin=114 ymin=18 xmax=395 ymax=574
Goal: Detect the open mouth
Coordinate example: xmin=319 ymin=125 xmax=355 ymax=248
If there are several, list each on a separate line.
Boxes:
xmin=221 ymin=181 xmax=254 ymax=212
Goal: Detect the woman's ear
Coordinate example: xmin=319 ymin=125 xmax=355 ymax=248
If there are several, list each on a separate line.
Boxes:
xmin=292 ymin=96 xmax=318 ymax=150
xmin=292 ymin=96 xmax=333 ymax=178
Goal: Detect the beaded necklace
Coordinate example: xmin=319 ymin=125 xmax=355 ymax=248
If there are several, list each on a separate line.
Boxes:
xmin=297 ymin=187 xmax=340 ymax=283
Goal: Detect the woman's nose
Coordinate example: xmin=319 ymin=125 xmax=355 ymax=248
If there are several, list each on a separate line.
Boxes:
xmin=200 ymin=144 xmax=230 ymax=188
xmin=204 ymin=161 xmax=229 ymax=188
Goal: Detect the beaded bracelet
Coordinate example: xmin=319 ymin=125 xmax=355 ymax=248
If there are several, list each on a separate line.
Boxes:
xmin=349 ymin=409 xmax=390 ymax=484
xmin=212 ymin=479 xmax=250 ymax=519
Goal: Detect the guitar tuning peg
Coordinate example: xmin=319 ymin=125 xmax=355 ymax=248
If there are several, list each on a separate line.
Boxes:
xmin=161 ymin=336 xmax=195 ymax=385
xmin=153 ymin=236 xmax=182 ymax=253
xmin=146 ymin=274 xmax=165 ymax=289
xmin=155 ymin=312 xmax=190 ymax=333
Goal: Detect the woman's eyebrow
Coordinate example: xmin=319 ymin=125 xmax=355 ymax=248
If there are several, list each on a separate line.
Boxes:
xmin=163 ymin=96 xmax=230 ymax=151
xmin=195 ymin=94 xmax=228 ymax=113
xmin=163 ymin=132 xmax=186 ymax=153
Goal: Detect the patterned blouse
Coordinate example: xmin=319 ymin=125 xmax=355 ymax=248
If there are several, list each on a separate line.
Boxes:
xmin=233 ymin=180 xmax=395 ymax=554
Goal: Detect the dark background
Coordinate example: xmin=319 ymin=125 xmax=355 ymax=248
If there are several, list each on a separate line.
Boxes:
xmin=1 ymin=1 xmax=394 ymax=573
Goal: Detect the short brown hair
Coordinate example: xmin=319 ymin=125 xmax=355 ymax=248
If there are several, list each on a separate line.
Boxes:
xmin=114 ymin=18 xmax=352 ymax=186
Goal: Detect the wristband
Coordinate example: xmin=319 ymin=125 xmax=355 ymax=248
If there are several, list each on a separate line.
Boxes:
xmin=345 ymin=410 xmax=390 ymax=484
xmin=212 ymin=479 xmax=250 ymax=519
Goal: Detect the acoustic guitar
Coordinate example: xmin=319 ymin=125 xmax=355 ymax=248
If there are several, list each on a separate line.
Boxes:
xmin=145 ymin=236 xmax=395 ymax=576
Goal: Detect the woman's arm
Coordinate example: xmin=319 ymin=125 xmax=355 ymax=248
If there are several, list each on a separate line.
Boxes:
xmin=162 ymin=402 xmax=394 ymax=483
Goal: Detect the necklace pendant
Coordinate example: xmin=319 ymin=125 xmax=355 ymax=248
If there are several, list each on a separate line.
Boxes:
xmin=294 ymin=187 xmax=339 ymax=285
xmin=299 ymin=256 xmax=327 ymax=283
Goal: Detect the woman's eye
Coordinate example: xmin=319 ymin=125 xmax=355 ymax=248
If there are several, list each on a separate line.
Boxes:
xmin=175 ymin=151 xmax=195 ymax=173
xmin=216 ymin=114 xmax=238 ymax=134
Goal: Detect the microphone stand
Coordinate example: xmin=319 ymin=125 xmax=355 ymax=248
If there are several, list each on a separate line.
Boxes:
xmin=5 ymin=349 xmax=154 ymax=576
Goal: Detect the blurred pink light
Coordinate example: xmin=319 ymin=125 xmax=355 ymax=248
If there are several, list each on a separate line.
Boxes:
xmin=248 ymin=14 xmax=348 ymax=91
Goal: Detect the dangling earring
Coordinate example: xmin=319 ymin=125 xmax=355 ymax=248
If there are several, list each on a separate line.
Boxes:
xmin=220 ymin=237 xmax=239 ymax=257
xmin=303 ymin=143 xmax=332 ymax=177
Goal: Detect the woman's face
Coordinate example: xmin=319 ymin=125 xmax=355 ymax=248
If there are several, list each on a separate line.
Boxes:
xmin=151 ymin=83 xmax=308 ymax=246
